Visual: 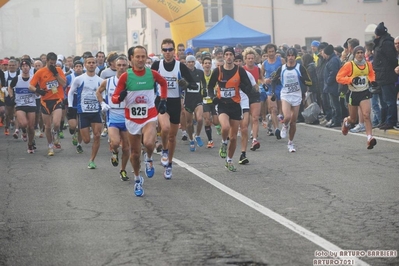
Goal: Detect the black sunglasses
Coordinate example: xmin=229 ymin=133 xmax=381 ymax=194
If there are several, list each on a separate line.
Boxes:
xmin=162 ymin=48 xmax=174 ymax=52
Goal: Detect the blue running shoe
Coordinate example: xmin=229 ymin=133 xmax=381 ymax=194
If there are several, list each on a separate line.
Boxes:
xmin=195 ymin=135 xmax=204 ymax=147
xmin=164 ymin=165 xmax=172 ymax=179
xmin=189 ymin=140 xmax=196 ymax=152
xmin=134 ymin=179 xmax=144 ymax=197
xmin=145 ymin=159 xmax=155 ymax=178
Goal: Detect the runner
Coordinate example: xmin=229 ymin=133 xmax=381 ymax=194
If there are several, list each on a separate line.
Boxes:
xmin=8 ymin=59 xmax=36 ymax=153
xmin=112 ymin=45 xmax=167 ymax=196
xmin=207 ymin=47 xmax=253 ymax=171
xmin=151 ymin=38 xmax=198 ymax=179
xmin=68 ymin=56 xmax=103 ymax=168
xmin=96 ymin=56 xmax=131 ymax=181
xmin=29 ymin=52 xmax=67 ymax=156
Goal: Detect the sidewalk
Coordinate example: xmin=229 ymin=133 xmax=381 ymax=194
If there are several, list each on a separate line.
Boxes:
xmin=372 ymin=127 xmax=399 ymax=140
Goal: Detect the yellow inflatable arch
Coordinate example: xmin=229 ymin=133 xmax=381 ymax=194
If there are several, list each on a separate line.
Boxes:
xmin=139 ymin=0 xmax=205 ymax=47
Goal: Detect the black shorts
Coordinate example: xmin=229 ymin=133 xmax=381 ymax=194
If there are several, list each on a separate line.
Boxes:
xmin=15 ymin=106 xmax=37 ymax=113
xmin=348 ymin=90 xmax=371 ymax=107
xmin=35 ymin=99 xmax=41 ymax=113
xmin=0 ymin=100 xmax=4 ymax=107
xmin=217 ymin=102 xmax=242 ymax=121
xmin=249 ymin=91 xmax=261 ymax=105
xmin=78 ymin=112 xmax=102 ymax=129
xmin=67 ymin=107 xmax=78 ymax=120
xmin=203 ymin=103 xmax=217 ymax=115
xmin=5 ymin=95 xmax=15 ymax=107
xmin=62 ymin=99 xmax=67 ymax=110
xmin=155 ymin=97 xmax=181 ymax=125
xmin=41 ymin=99 xmax=63 ymax=115
xmin=184 ymin=100 xmax=202 ymax=114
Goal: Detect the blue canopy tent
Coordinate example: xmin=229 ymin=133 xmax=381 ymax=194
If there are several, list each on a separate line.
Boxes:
xmin=188 ymin=15 xmax=271 ymax=48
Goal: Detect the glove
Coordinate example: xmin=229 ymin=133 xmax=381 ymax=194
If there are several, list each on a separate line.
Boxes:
xmin=118 ymin=90 xmax=127 ymax=102
xmin=35 ymin=87 xmax=47 ymax=96
xmin=270 ymin=93 xmax=276 ymax=102
xmin=370 ymin=81 xmax=378 ymax=88
xmin=212 ymin=97 xmax=220 ymax=105
xmin=157 ymin=99 xmax=167 ymax=114
xmin=262 ymin=84 xmax=268 ymax=92
xmin=187 ymin=82 xmax=198 ymax=91
xmin=48 ymin=65 xmax=58 ymax=76
xmin=67 ymin=107 xmax=75 ymax=116
xmin=1 ymin=87 xmax=9 ymax=97
xmin=202 ymin=89 xmax=208 ymax=98
xmin=178 ymin=79 xmax=188 ymax=88
xmin=352 ymin=77 xmax=362 ymax=85
xmin=101 ymin=101 xmax=110 ymax=112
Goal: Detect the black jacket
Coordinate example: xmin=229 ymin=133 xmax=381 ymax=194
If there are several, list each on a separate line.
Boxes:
xmin=372 ymin=33 xmax=398 ymax=86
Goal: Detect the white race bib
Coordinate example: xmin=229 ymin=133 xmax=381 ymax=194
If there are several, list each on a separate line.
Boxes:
xmin=46 ymin=80 xmax=59 ymax=94
xmin=220 ymin=87 xmax=235 ymax=98
xmin=165 ymin=76 xmax=177 ymax=90
xmin=128 ymin=103 xmax=148 ymax=119
xmin=187 ymin=82 xmax=200 ymax=93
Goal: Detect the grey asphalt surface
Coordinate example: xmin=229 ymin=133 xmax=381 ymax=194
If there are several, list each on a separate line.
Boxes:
xmin=0 ymin=123 xmax=398 ymax=266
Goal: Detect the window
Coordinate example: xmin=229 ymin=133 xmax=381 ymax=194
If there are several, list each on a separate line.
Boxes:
xmin=201 ymin=0 xmax=234 ymax=25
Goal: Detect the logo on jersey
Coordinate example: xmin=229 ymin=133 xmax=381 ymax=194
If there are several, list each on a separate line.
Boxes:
xmin=135 ymin=95 xmax=149 ymax=104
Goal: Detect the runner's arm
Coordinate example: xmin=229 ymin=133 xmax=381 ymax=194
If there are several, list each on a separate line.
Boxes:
xmin=96 ymin=79 xmax=107 ymax=103
xmin=207 ymin=67 xmax=219 ymax=98
xmin=151 ymin=70 xmax=167 ymax=99
xmin=336 ymin=62 xmax=353 ymax=85
xmin=111 ymin=72 xmax=128 ymax=104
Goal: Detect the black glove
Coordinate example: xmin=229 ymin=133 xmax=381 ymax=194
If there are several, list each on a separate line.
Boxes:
xmin=212 ymin=97 xmax=220 ymax=105
xmin=370 ymin=81 xmax=378 ymax=87
xmin=48 ymin=65 xmax=58 ymax=76
xmin=158 ymin=99 xmax=167 ymax=114
xmin=202 ymin=89 xmax=208 ymax=98
xmin=178 ymin=79 xmax=188 ymax=88
xmin=67 ymin=107 xmax=75 ymax=116
xmin=262 ymin=84 xmax=269 ymax=92
xmin=187 ymin=82 xmax=198 ymax=91
xmin=35 ymin=87 xmax=47 ymax=96
xmin=270 ymin=93 xmax=276 ymax=102
xmin=352 ymin=77 xmax=362 ymax=85
xmin=118 ymin=90 xmax=127 ymax=102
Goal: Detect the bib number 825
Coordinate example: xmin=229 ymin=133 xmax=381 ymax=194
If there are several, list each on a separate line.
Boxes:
xmin=130 ymin=106 xmax=147 ymax=118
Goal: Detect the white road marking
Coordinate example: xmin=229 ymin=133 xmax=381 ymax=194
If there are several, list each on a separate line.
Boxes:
xmin=173 ymin=158 xmax=370 ymax=266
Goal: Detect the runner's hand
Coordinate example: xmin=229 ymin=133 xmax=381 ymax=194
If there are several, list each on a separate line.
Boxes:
xmin=35 ymin=87 xmax=47 ymax=96
xmin=49 ymin=65 xmax=59 ymax=76
xmin=101 ymin=101 xmax=110 ymax=112
xmin=158 ymin=99 xmax=167 ymax=114
xmin=118 ymin=90 xmax=127 ymax=102
xmin=1 ymin=87 xmax=8 ymax=97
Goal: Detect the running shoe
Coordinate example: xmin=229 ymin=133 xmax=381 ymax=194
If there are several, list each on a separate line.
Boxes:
xmin=164 ymin=164 xmax=172 ymax=179
xmin=54 ymin=141 xmax=61 ymax=149
xmin=35 ymin=129 xmax=40 ymax=137
xmin=275 ymin=128 xmax=281 ymax=140
xmin=4 ymin=128 xmax=9 ymax=136
xmin=27 ymin=145 xmax=35 ymax=154
xmin=189 ymin=140 xmax=196 ymax=152
xmin=161 ymin=150 xmax=169 ymax=167
xmin=278 ymin=114 xmax=284 ymax=122
xmin=22 ymin=133 xmax=27 ymax=142
xmin=101 ymin=128 xmax=108 ymax=137
xmin=288 ymin=142 xmax=296 ymax=153
xmin=120 ymin=170 xmax=129 ymax=181
xmin=267 ymin=129 xmax=274 ymax=136
xmin=341 ymin=117 xmax=349 ymax=136
xmin=88 ymin=161 xmax=96 ymax=169
xmin=134 ymin=178 xmax=144 ymax=197
xmin=281 ymin=125 xmax=288 ymax=139
xmin=367 ymin=137 xmax=377 ymax=150
xmin=195 ymin=135 xmax=204 ymax=147
xmin=111 ymin=152 xmax=119 ymax=167
xmin=145 ymin=159 xmax=155 ymax=178
xmin=215 ymin=124 xmax=221 ymax=135
xmin=181 ymin=131 xmax=188 ymax=141
xmin=76 ymin=144 xmax=83 ymax=154
xmin=32 ymin=139 xmax=37 ymax=150
xmin=219 ymin=143 xmax=227 ymax=158
xmin=48 ymin=148 xmax=54 ymax=156
xmin=58 ymin=131 xmax=64 ymax=139
xmin=250 ymin=140 xmax=260 ymax=151
xmin=13 ymin=130 xmax=19 ymax=139
xmin=225 ymin=161 xmax=237 ymax=172
xmin=350 ymin=123 xmax=365 ymax=133
xmin=72 ymin=132 xmax=78 ymax=146
xmin=238 ymin=153 xmax=249 ymax=165
xmin=207 ymin=140 xmax=214 ymax=148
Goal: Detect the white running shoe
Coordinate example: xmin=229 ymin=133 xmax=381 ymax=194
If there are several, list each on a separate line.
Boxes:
xmin=281 ymin=125 xmax=288 ymax=139
xmin=288 ymin=142 xmax=296 ymax=153
xmin=161 ymin=150 xmax=169 ymax=167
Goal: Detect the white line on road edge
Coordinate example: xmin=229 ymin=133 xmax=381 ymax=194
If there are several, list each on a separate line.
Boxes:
xmin=173 ymin=158 xmax=370 ymax=266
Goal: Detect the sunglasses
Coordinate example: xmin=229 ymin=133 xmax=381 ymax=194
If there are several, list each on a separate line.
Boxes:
xmin=162 ymin=48 xmax=174 ymax=52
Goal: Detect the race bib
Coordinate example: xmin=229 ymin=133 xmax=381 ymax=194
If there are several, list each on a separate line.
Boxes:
xmin=19 ymin=94 xmax=34 ymax=104
xmin=46 ymin=80 xmax=59 ymax=94
xmin=165 ymin=76 xmax=177 ymax=90
xmin=352 ymin=76 xmax=368 ymax=89
xmin=187 ymin=82 xmax=200 ymax=93
xmin=220 ymin=87 xmax=236 ymax=98
xmin=83 ymin=99 xmax=99 ymax=112
xmin=129 ymin=103 xmax=148 ymax=119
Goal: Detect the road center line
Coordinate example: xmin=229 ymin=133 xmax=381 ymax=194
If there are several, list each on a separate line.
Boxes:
xmin=173 ymin=158 xmax=370 ymax=266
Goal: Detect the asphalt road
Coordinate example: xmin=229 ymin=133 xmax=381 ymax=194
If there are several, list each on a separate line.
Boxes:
xmin=0 ymin=123 xmax=398 ymax=266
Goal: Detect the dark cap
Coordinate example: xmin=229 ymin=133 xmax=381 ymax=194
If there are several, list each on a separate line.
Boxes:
xmin=74 ymin=60 xmax=83 ymax=67
xmin=286 ymin=47 xmax=298 ymax=57
xmin=323 ymin=45 xmax=334 ymax=56
xmin=223 ymin=47 xmax=235 ymax=57
xmin=334 ymin=46 xmax=344 ymax=54
xmin=20 ymin=59 xmax=31 ymax=67
xmin=375 ymin=22 xmax=387 ymax=36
